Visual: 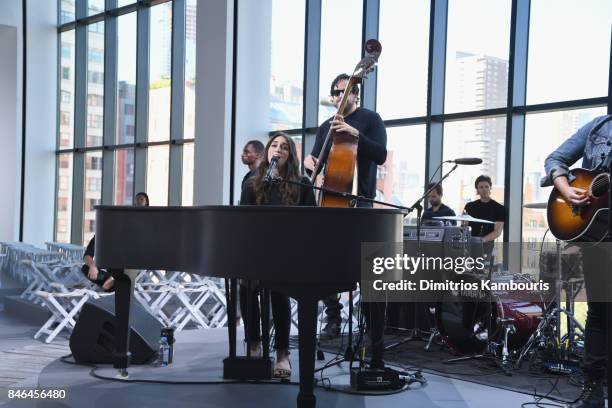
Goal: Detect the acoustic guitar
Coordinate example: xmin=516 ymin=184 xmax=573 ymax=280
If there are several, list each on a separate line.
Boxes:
xmin=547 ymin=168 xmax=609 ymax=241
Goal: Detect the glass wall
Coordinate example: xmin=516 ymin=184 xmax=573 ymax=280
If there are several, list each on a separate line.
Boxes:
xmin=445 ymin=0 xmax=511 ymax=113
xmin=56 ymin=0 xmax=195 ymax=244
xmin=269 ymin=0 xmax=305 ymax=130
xmin=56 ymin=0 xmax=611 ymax=249
xmin=318 ymin=0 xmax=363 ymax=124
xmin=527 ymin=0 xmax=611 ymax=104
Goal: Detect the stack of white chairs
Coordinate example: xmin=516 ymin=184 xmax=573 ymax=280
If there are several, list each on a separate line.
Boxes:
xmin=45 ymin=242 xmax=86 ymax=262
xmin=19 ymin=259 xmax=86 ymax=304
xmin=0 ymin=242 xmax=64 ymax=284
xmin=34 ymin=288 xmax=112 ymax=343
xmin=133 ymin=271 xmax=227 ymax=332
xmin=11 ymin=251 xmax=106 ymax=344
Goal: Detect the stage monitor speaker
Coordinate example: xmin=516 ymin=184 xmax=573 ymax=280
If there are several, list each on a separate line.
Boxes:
xmin=69 ymin=294 xmax=162 ymax=364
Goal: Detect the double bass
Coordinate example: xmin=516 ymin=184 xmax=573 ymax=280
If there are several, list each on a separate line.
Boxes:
xmin=310 ymin=39 xmax=382 ymax=207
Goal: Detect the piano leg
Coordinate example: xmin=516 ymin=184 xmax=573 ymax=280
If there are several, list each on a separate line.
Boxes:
xmin=296 ymin=297 xmax=317 ymax=408
xmin=111 ymin=268 xmax=138 ymax=376
xmin=225 ymin=278 xmax=237 ymax=358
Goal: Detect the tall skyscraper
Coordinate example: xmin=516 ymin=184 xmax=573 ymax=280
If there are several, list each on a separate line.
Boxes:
xmin=453 ymin=52 xmax=508 ymax=179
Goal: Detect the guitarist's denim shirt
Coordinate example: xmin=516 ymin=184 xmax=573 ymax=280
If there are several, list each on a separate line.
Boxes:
xmin=541 ymin=114 xmax=612 ymax=187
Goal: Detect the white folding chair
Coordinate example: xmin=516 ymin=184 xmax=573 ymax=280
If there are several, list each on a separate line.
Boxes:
xmin=34 ymin=289 xmax=111 ymax=343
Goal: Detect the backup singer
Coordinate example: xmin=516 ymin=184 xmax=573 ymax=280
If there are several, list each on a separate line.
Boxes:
xmin=542 ymin=114 xmax=612 ymax=408
xmin=240 ymin=132 xmax=316 ymax=378
xmin=421 ymin=182 xmax=457 ymax=226
xmin=240 ymin=140 xmax=264 ymax=190
xmin=304 ymin=73 xmax=388 ymax=338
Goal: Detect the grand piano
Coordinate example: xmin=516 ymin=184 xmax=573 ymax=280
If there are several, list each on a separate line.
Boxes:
xmin=95 ymin=205 xmax=404 ymax=408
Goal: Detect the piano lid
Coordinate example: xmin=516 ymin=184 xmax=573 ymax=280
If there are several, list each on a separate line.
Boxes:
xmin=95 ymin=205 xmax=404 ymax=284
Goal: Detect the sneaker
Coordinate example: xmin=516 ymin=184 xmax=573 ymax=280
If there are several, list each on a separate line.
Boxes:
xmin=567 ymin=378 xmax=604 ymax=408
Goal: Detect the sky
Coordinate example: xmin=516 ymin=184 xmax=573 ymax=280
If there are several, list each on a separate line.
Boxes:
xmin=270 ymin=0 xmax=611 ymax=111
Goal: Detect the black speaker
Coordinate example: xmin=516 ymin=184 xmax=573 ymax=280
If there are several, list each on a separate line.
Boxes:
xmin=69 ymin=294 xmax=162 ymax=364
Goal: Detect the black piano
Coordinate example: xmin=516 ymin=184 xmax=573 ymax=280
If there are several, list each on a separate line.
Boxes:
xmin=95 ymin=205 xmax=403 ymax=408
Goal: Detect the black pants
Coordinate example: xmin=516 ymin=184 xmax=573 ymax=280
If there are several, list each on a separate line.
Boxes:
xmin=581 ymin=246 xmax=609 ymax=380
xmin=239 ymin=284 xmax=291 ymax=350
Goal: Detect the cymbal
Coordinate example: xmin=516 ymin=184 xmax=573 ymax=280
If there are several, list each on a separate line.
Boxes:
xmin=433 ymin=215 xmax=494 ymax=224
xmin=523 ymin=202 xmax=547 ymax=209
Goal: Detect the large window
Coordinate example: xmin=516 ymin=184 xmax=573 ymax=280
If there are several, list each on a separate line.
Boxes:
xmin=182 ymin=143 xmax=194 ymax=205
xmin=443 ymin=117 xmax=507 ymax=217
xmin=147 ymin=145 xmax=170 ymax=206
xmin=56 ymin=1 xmax=611 ymax=249
xmin=114 ymin=148 xmax=134 ymax=205
xmin=269 ymin=0 xmax=306 ymax=130
xmin=59 ymin=31 xmax=75 ymax=149
xmin=318 ymin=0 xmax=363 ymax=124
xmin=55 ymin=154 xmax=73 ymax=243
xmin=83 ymin=151 xmax=103 ymax=244
xmin=117 ymin=12 xmax=137 ymax=145
xmin=383 ymin=126 xmax=427 ymax=225
xmin=56 ymin=0 xmax=196 ymax=244
xmin=86 ymin=22 xmax=104 ymax=147
xmin=445 ymin=0 xmax=511 ymax=113
xmin=527 ymin=0 xmax=612 ymax=104
xmin=377 ymin=0 xmax=430 ymax=119
xmin=148 ymin=2 xmax=172 ymax=143
xmin=184 ymin=0 xmax=197 ymax=140
xmin=267 ymin=0 xmax=609 ymax=257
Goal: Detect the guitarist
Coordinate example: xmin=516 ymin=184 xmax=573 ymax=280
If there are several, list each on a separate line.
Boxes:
xmin=542 ymin=114 xmax=612 ymax=408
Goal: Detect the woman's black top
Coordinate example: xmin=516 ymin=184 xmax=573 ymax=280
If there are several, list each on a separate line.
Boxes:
xmin=240 ymin=176 xmax=316 ymax=206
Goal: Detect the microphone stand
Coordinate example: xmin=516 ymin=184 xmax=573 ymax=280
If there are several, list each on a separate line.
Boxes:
xmin=267 ymin=177 xmax=412 ymax=212
xmin=269 ymin=176 xmax=411 ymax=372
xmin=273 ymin=162 xmax=463 ymax=372
xmin=382 ymin=163 xmax=461 ymax=351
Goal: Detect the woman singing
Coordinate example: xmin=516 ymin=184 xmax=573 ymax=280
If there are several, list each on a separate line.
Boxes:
xmin=239 ymin=132 xmax=316 ymax=378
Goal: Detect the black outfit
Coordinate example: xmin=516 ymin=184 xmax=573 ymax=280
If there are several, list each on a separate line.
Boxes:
xmin=241 ymin=168 xmax=257 ymax=190
xmin=421 ymin=203 xmax=456 ymax=225
xmin=464 ymin=198 xmax=506 ymax=257
xmin=239 ymin=176 xmax=316 ymax=349
xmin=311 ymin=107 xmax=387 ymax=199
xmin=310 ymin=107 xmax=388 ymax=329
xmin=463 ymin=199 xmax=505 ymax=237
xmin=81 ymin=236 xmax=113 ymax=289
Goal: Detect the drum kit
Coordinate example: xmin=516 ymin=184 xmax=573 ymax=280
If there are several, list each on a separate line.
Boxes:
xmin=412 ymin=207 xmax=585 ymax=374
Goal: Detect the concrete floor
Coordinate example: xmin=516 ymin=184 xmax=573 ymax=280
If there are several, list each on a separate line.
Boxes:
xmin=0 ymin=321 xmax=569 ymax=408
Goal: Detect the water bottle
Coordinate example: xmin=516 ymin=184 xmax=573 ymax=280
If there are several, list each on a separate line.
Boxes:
xmin=161 ymin=327 xmax=174 ymax=364
xmin=159 ymin=336 xmax=169 ymax=367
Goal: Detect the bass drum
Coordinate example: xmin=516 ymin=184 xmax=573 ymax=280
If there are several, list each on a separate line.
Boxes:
xmin=435 ymin=273 xmax=544 ymax=355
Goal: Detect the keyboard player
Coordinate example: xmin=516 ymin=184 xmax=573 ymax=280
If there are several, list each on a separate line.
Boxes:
xmin=239 ymin=133 xmax=316 ymax=379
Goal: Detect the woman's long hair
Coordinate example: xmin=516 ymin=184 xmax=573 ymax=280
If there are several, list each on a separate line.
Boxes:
xmin=253 ymin=133 xmax=301 ymax=205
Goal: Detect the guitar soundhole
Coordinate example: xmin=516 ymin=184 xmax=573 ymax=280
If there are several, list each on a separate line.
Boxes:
xmin=591 ymin=173 xmax=610 ymax=198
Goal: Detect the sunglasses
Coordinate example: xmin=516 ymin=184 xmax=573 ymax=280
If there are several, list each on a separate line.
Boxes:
xmin=331 ymin=87 xmax=356 ymax=97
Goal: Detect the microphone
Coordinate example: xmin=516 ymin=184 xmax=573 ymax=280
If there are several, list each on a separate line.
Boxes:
xmin=264 ymin=156 xmax=280 ymax=183
xmin=447 ymin=157 xmax=482 ymax=165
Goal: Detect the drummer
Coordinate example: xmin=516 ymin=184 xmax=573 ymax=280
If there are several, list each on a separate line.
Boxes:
xmin=463 ymin=175 xmax=506 ymax=255
xmin=421 ymin=182 xmax=457 ymax=226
